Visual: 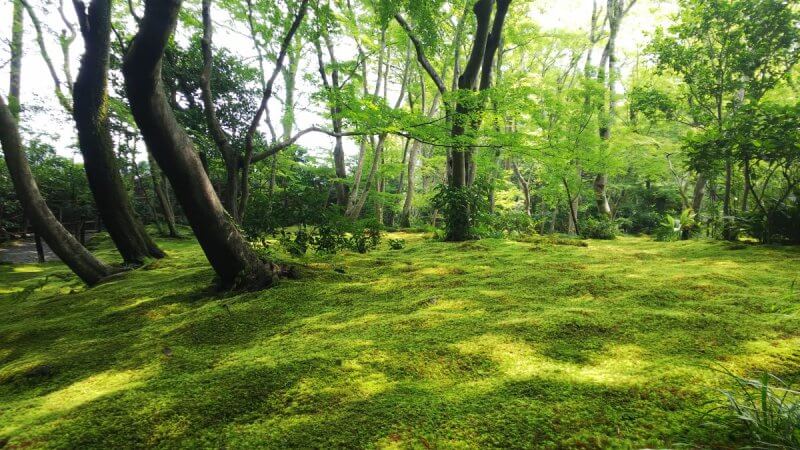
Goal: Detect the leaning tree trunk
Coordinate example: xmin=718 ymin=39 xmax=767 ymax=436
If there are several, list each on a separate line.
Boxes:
xmin=0 ymin=95 xmax=112 ymax=285
xmin=72 ymin=0 xmax=164 ymax=265
xmin=123 ymin=0 xmax=274 ymax=290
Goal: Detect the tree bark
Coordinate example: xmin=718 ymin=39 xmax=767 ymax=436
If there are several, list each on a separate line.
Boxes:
xmin=122 ymin=0 xmax=274 ymax=290
xmin=72 ymin=0 xmax=164 ymax=265
xmin=9 ymin=1 xmax=24 ymax=118
xmin=148 ymin=150 xmax=180 ymax=237
xmin=315 ymin=28 xmax=348 ymax=207
xmin=1 ymin=95 xmax=112 ymax=284
xmin=593 ymin=173 xmax=611 ymax=216
xmin=691 ymin=173 xmax=706 ymax=213
xmin=512 ymin=162 xmax=532 ymax=216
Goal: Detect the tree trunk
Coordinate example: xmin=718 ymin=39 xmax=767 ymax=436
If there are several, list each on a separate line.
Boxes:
xmin=1 ymin=95 xmax=112 ymax=284
xmin=316 ymin=30 xmax=348 ymax=207
xmin=72 ymin=0 xmax=164 ymax=265
xmin=512 ymin=162 xmax=531 ymax=216
xmin=9 ymin=1 xmax=24 ymax=118
xmin=123 ymin=0 xmax=274 ymax=290
xmin=593 ymin=173 xmax=611 ymax=217
xmin=199 ymin=0 xmax=239 ymax=221
xmin=723 ymin=158 xmax=735 ymax=240
xmin=34 ymin=233 xmax=45 ymax=263
xmin=148 ymin=151 xmax=180 ymax=237
xmin=347 ymin=136 xmax=385 ymax=219
xmin=691 ymin=173 xmax=706 ymax=213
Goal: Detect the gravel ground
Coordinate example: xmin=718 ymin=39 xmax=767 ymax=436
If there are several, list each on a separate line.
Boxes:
xmin=0 ymin=238 xmax=59 ymax=264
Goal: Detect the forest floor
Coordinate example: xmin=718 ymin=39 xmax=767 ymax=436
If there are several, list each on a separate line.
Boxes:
xmin=0 ymin=231 xmax=799 ymax=449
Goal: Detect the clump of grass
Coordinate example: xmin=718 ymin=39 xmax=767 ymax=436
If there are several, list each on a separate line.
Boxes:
xmin=516 ymin=234 xmax=589 ymax=247
xmin=710 ymin=368 xmax=800 ymax=449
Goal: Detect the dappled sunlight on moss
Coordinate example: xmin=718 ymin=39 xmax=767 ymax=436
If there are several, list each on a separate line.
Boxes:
xmin=0 ymin=233 xmax=798 ymax=447
xmin=12 ymin=265 xmax=43 ymax=273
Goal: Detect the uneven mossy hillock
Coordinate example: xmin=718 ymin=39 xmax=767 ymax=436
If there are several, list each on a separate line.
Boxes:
xmin=1 ymin=233 xmax=799 ymax=448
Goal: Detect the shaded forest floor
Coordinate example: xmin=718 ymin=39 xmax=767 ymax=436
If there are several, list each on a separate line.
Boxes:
xmin=1 ymin=232 xmax=799 ymax=448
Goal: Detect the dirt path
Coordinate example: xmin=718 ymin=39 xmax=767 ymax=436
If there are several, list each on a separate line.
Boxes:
xmin=0 ymin=238 xmax=59 ymax=264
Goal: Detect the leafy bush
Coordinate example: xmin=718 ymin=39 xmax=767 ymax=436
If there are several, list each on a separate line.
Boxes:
xmin=388 ymin=238 xmax=406 ymax=250
xmin=654 ymin=209 xmax=697 ymax=241
xmin=279 ymin=229 xmax=311 ymax=256
xmin=741 ymin=200 xmax=800 ymax=244
xmin=431 ymin=184 xmax=487 ymax=240
xmin=710 ymin=369 xmax=800 ymax=449
xmin=579 ymin=217 xmax=618 ymax=240
xmin=275 ymin=221 xmax=382 ymax=256
xmin=479 ymin=211 xmax=539 ymax=238
xmin=313 ymin=225 xmax=347 ymax=254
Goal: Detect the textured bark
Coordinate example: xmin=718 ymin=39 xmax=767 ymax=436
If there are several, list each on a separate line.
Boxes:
xmin=512 ymin=162 xmax=531 ymax=216
xmin=123 ymin=0 xmax=274 ymax=290
xmin=691 ymin=174 xmax=706 ymax=213
xmin=9 ymin=1 xmax=24 ymax=118
xmin=593 ymin=174 xmax=612 ymax=216
xmin=315 ymin=31 xmax=347 ymax=206
xmin=398 ymin=0 xmax=510 ymax=241
xmin=1 ymin=95 xmax=112 ymax=285
xmin=594 ymin=0 xmax=633 ymax=218
xmin=147 ymin=151 xmax=179 ymax=237
xmin=72 ymin=0 xmax=164 ymax=265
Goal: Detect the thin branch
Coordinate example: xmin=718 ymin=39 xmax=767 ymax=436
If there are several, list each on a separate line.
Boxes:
xmin=395 ymin=13 xmax=448 ymax=96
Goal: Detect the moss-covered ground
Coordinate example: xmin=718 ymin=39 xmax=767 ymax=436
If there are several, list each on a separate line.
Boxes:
xmin=1 ymin=232 xmax=799 ymax=448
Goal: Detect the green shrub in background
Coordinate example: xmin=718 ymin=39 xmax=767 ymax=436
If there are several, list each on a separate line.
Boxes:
xmin=388 ymin=238 xmax=406 ymax=250
xmin=654 ymin=209 xmax=698 ymax=241
xmin=579 ymin=217 xmax=618 ymax=240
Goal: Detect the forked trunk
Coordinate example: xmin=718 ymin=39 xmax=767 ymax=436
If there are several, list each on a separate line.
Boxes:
xmin=123 ymin=0 xmax=274 ymax=290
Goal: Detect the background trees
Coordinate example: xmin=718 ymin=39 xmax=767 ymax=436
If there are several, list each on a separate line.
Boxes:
xmin=2 ymin=0 xmax=799 ymax=287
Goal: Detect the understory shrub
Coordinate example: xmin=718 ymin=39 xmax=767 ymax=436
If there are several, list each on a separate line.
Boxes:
xmin=388 ymin=238 xmax=406 ymax=250
xmin=654 ymin=209 xmax=698 ymax=241
xmin=579 ymin=217 xmax=618 ymax=240
xmin=272 ymin=220 xmax=383 ymax=256
xmin=741 ymin=200 xmax=800 ymax=244
xmin=478 ymin=210 xmax=540 ymax=238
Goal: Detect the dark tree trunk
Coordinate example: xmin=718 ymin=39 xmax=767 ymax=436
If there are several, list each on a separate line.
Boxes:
xmin=446 ymin=0 xmax=511 ymax=241
xmin=72 ymin=0 xmax=164 ymax=265
xmin=723 ymin=158 xmax=735 ymax=240
xmin=0 ymin=95 xmax=112 ymax=285
xmin=122 ymin=0 xmax=274 ymax=290
xmin=148 ymin=151 xmax=180 ymax=237
xmin=34 ymin=233 xmax=45 ymax=263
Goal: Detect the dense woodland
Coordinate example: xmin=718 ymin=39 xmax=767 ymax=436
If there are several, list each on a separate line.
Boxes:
xmin=1 ymin=0 xmax=800 ymax=448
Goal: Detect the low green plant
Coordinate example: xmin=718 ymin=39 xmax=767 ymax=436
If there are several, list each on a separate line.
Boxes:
xmin=579 ymin=217 xmax=618 ymax=240
xmin=388 ymin=238 xmax=406 ymax=250
xmin=313 ymin=225 xmax=346 ymax=254
xmin=655 ymin=209 xmax=697 ymax=241
xmin=709 ymin=369 xmax=800 ymax=449
xmin=279 ymin=229 xmax=311 ymax=257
